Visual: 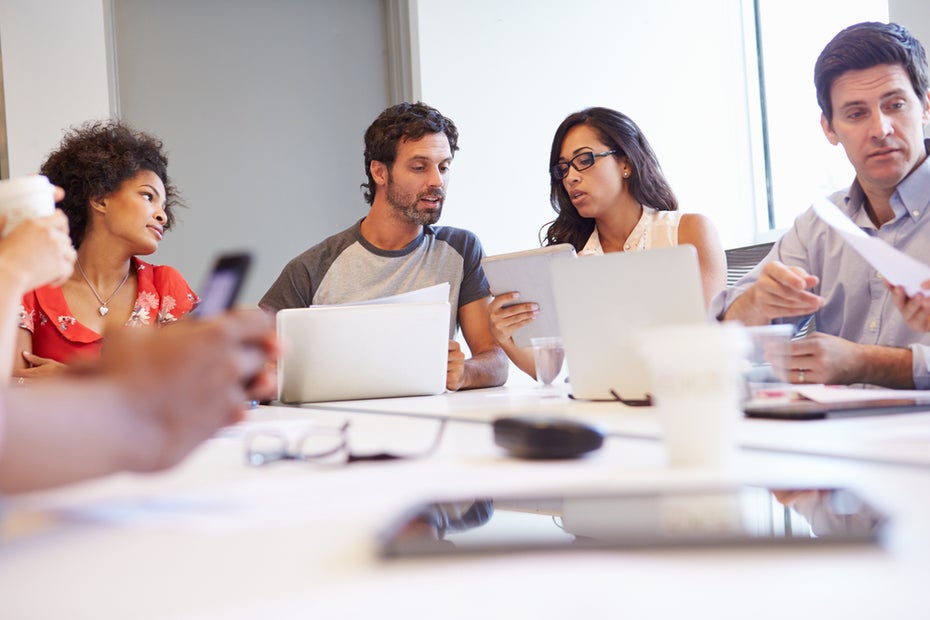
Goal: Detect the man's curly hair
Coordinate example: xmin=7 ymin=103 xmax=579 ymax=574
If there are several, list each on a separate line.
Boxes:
xmin=40 ymin=120 xmax=180 ymax=248
xmin=361 ymin=102 xmax=459 ymax=206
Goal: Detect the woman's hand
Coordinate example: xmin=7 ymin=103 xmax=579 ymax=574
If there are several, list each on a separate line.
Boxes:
xmin=488 ymin=292 xmax=538 ymax=346
xmin=13 ymin=351 xmax=68 ymax=378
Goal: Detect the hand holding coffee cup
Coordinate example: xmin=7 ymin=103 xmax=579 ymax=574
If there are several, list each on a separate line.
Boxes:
xmin=0 ymin=175 xmax=57 ymax=236
xmin=0 ymin=176 xmax=75 ymax=289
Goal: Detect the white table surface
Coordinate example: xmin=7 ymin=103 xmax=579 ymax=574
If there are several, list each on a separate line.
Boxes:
xmin=1 ymin=388 xmax=928 ymax=619
xmin=291 ymin=383 xmax=930 ymax=467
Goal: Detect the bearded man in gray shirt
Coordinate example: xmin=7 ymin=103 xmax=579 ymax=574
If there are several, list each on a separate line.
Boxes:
xmin=261 ymin=102 xmax=507 ymax=391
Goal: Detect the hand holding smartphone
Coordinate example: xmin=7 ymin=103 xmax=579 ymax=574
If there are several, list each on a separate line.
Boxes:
xmin=190 ymin=252 xmax=252 ymax=318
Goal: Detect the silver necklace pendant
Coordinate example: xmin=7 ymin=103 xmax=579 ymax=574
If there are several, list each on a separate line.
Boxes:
xmin=76 ymin=258 xmax=131 ymax=319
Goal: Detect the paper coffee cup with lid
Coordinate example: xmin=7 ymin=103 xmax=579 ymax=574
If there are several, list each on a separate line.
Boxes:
xmin=0 ymin=175 xmax=56 ymax=237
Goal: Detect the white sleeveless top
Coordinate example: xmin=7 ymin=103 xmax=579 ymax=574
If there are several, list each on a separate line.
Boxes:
xmin=579 ymin=206 xmax=683 ymax=255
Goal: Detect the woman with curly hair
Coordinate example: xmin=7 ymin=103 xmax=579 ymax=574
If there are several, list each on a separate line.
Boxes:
xmin=488 ymin=107 xmax=727 ymax=379
xmin=13 ymin=120 xmax=197 ymax=377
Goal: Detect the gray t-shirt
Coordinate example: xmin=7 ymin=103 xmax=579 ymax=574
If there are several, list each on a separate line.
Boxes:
xmin=260 ymin=219 xmax=490 ymax=337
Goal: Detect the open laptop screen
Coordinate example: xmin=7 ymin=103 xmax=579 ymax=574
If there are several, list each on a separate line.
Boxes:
xmin=550 ymin=246 xmax=707 ymax=401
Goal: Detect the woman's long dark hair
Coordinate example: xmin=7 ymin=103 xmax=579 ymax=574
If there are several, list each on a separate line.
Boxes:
xmin=542 ymin=107 xmax=677 ymax=252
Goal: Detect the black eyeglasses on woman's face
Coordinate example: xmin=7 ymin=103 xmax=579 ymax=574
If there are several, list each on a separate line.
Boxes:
xmin=550 ymin=150 xmax=617 ymax=180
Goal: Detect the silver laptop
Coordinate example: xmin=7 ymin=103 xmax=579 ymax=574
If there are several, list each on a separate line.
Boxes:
xmin=276 ymin=301 xmax=450 ymax=403
xmin=549 ymin=246 xmax=707 ymax=401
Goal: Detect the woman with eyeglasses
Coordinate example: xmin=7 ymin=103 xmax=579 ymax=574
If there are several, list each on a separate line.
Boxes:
xmin=13 ymin=120 xmax=198 ymax=379
xmin=489 ymin=107 xmax=726 ymax=379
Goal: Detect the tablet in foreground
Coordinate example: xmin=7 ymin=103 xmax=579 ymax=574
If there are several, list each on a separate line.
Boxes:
xmin=379 ymin=486 xmax=886 ymax=558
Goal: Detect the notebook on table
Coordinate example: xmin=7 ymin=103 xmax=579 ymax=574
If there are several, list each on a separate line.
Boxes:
xmin=276 ymin=301 xmax=450 ymax=403
xmin=549 ymin=245 xmax=708 ymax=401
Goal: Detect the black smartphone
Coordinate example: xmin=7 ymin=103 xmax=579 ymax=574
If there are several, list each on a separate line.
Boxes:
xmin=379 ymin=486 xmax=887 ymax=558
xmin=744 ymin=397 xmax=930 ymax=420
xmin=190 ymin=252 xmax=252 ymax=318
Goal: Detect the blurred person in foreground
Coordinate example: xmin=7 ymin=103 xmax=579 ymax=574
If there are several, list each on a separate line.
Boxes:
xmin=0 ymin=193 xmax=275 ymax=494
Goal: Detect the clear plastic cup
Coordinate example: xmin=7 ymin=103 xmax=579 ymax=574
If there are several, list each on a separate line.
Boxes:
xmin=530 ymin=336 xmax=566 ymax=387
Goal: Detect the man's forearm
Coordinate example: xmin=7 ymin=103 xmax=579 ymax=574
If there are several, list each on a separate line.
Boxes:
xmin=721 ymin=287 xmax=770 ymax=325
xmin=856 ymin=344 xmax=915 ymax=389
xmin=461 ymin=348 xmax=508 ymax=390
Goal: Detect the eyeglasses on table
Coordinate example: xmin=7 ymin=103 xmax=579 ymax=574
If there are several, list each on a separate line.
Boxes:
xmin=244 ymin=418 xmax=448 ymax=466
xmin=566 ymin=389 xmax=652 ymax=407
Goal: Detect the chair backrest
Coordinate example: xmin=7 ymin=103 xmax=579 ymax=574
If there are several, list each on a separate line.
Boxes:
xmin=724 ymin=242 xmax=775 ymax=287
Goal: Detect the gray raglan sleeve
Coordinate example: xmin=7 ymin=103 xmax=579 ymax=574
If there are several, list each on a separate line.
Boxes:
xmin=259 ymin=257 xmax=315 ymax=312
xmin=259 ymin=226 xmax=358 ymax=312
xmin=454 ymin=229 xmax=491 ymax=307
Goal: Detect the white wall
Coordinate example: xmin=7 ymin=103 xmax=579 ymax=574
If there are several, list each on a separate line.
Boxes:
xmin=2 ymin=0 xmax=928 ymax=285
xmin=0 ymin=1 xmax=389 ymax=306
xmin=414 ymin=0 xmax=763 ymax=254
xmin=890 ymin=0 xmax=930 ymax=52
xmin=0 ymin=0 xmax=111 ymax=176
xmin=111 ymin=0 xmax=389 ymax=304
xmin=758 ymin=0 xmax=889 ymax=231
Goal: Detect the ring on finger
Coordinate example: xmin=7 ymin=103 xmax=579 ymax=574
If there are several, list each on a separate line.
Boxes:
xmin=797 ymin=369 xmax=805 ymax=383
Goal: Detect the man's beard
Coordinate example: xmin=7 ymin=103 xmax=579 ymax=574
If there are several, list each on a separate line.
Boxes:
xmin=386 ymin=180 xmax=445 ymax=226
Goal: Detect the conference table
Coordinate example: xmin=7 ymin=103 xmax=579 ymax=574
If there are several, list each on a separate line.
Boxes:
xmin=2 ymin=380 xmax=929 ymax=619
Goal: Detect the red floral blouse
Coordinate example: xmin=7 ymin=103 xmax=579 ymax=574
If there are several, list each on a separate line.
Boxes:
xmin=19 ymin=257 xmax=199 ymax=364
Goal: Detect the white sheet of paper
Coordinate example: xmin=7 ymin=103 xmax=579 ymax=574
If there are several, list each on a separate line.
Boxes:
xmin=796 ymin=384 xmax=930 ymax=403
xmin=813 ymin=198 xmax=930 ymax=296
xmin=315 ymin=282 xmax=450 ymax=307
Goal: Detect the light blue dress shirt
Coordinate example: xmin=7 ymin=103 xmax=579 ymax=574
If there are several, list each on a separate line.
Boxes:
xmin=710 ymin=145 xmax=930 ymax=388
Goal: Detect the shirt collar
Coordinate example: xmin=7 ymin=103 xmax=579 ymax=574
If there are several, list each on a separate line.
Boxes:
xmin=579 ymin=206 xmax=658 ymax=256
xmin=580 ymin=227 xmax=603 ymax=256
xmin=894 ymin=140 xmax=930 ymax=221
xmin=844 ymin=139 xmax=930 ymax=228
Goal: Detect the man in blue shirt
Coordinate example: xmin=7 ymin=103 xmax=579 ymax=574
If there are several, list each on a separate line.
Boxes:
xmin=712 ymin=22 xmax=930 ymax=388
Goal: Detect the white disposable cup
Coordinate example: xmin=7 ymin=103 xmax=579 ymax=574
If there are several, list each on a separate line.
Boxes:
xmin=530 ymin=336 xmax=566 ymax=387
xmin=638 ymin=323 xmax=749 ymax=469
xmin=0 ymin=175 xmax=56 ymax=237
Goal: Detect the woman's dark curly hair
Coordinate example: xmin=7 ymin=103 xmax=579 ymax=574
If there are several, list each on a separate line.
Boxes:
xmin=39 ymin=120 xmax=180 ymax=249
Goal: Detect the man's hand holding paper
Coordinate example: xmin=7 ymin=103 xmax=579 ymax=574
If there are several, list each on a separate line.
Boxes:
xmin=889 ymin=279 xmax=930 ymax=332
xmin=813 ymin=198 xmax=930 ymax=334
xmin=813 ymin=199 xmax=930 ymax=296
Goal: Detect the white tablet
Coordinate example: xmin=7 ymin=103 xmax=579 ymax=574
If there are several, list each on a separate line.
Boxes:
xmin=481 ymin=244 xmax=576 ymax=348
xmin=379 ymin=486 xmax=886 ymax=558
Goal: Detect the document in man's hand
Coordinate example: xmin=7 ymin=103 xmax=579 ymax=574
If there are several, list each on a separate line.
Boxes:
xmin=813 ymin=198 xmax=930 ymax=296
xmin=326 ymin=282 xmax=450 ymax=306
